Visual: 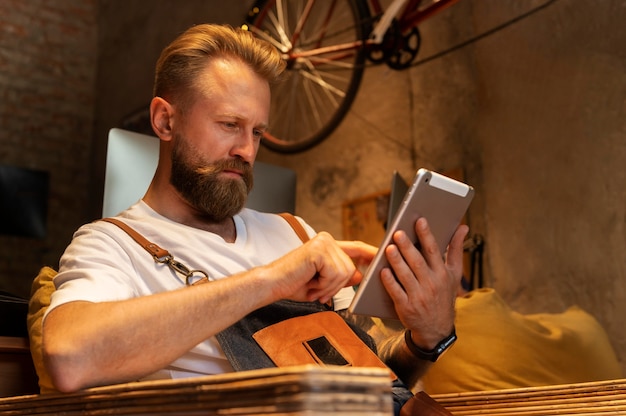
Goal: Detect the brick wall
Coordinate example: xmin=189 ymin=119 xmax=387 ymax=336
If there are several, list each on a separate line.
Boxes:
xmin=0 ymin=0 xmax=97 ymax=298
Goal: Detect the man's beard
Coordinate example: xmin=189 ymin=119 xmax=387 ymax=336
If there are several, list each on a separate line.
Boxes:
xmin=170 ymin=135 xmax=254 ymax=222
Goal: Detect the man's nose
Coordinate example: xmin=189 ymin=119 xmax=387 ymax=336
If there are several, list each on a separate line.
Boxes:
xmin=230 ymin=131 xmax=257 ymax=163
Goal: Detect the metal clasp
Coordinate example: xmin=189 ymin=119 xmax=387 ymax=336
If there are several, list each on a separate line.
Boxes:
xmin=155 ymin=254 xmax=210 ymax=286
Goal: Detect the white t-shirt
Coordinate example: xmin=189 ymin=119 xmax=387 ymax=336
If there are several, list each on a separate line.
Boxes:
xmin=47 ymin=201 xmax=355 ymax=380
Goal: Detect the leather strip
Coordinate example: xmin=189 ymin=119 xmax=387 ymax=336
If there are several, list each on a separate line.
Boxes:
xmin=100 ymin=217 xmax=170 ymax=259
xmin=101 ymin=214 xmax=307 ymax=260
xmin=99 ymin=213 xmax=307 ymax=287
xmin=278 ymin=213 xmax=310 ymax=243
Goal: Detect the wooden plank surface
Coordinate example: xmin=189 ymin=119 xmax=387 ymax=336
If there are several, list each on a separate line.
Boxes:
xmin=0 ymin=365 xmax=393 ymax=415
xmin=432 ymin=378 xmax=626 ymax=415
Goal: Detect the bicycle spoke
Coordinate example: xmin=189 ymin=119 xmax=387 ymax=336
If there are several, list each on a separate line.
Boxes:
xmin=273 ymin=0 xmax=293 ymax=50
xmin=248 ymin=25 xmax=288 ymax=53
xmin=299 ymin=66 xmax=345 ymax=99
xmin=302 ymin=81 xmax=323 ymax=133
xmin=307 ymin=56 xmax=359 ymax=70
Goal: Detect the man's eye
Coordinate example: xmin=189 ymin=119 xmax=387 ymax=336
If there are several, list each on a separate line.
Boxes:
xmin=253 ymin=129 xmax=265 ymax=139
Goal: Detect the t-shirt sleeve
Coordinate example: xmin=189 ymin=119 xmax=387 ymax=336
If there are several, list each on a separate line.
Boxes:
xmin=45 ymin=223 xmax=143 ymax=318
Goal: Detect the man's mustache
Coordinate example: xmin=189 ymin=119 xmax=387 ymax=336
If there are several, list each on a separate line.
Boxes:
xmin=196 ymin=159 xmax=253 ymax=177
xmin=195 ymin=159 xmax=254 ymax=191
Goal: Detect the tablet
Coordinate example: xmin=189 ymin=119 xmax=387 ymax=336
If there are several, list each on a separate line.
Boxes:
xmin=348 ymin=168 xmax=474 ymax=319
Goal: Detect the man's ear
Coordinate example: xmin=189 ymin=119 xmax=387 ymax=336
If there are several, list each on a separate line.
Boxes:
xmin=150 ymin=96 xmax=175 ymax=140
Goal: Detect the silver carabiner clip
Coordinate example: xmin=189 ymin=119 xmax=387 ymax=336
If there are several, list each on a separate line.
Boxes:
xmin=155 ymin=254 xmax=210 ymax=286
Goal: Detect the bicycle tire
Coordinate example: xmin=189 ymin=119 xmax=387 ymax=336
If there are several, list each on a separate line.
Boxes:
xmin=246 ymin=0 xmax=371 ymax=153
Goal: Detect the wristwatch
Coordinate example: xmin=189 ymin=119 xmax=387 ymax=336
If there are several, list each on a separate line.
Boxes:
xmin=404 ymin=327 xmax=457 ymax=362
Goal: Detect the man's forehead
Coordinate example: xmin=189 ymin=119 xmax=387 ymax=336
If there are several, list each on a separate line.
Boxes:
xmin=196 ymin=58 xmax=269 ymax=95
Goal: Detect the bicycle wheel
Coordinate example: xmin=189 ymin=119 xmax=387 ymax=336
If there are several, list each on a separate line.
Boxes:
xmin=246 ymin=0 xmax=371 ymax=153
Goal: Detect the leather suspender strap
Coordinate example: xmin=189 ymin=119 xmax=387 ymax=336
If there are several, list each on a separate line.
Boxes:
xmin=101 ymin=217 xmax=170 ymax=260
xmin=100 ymin=213 xmax=308 ymax=286
xmin=277 ymin=213 xmax=310 ymax=243
xmin=100 ymin=217 xmax=209 ymax=285
xmin=102 ymin=214 xmax=308 ymax=258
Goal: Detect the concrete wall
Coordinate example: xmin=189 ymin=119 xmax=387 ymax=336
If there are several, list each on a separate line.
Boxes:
xmin=470 ymin=0 xmax=626 ymax=369
xmin=1 ymin=0 xmax=624 ymax=376
xmin=261 ymin=0 xmax=626 ymax=375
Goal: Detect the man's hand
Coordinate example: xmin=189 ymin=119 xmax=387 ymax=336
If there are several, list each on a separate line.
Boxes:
xmin=380 ymin=218 xmax=469 ymax=350
xmin=337 ymin=239 xmax=377 ymax=286
xmin=264 ymin=232 xmax=376 ymax=304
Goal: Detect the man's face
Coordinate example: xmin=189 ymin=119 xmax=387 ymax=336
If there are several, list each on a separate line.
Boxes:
xmin=170 ymin=134 xmax=253 ymax=222
xmin=167 ymin=57 xmax=271 ymax=221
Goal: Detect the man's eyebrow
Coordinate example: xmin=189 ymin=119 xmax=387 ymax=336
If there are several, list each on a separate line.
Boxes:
xmin=218 ymin=112 xmax=241 ymax=120
xmin=218 ymin=113 xmax=268 ymax=130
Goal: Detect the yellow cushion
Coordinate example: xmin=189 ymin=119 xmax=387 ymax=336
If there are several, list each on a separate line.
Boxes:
xmin=27 ymin=266 xmax=58 ymax=394
xmin=421 ymin=288 xmax=623 ymax=394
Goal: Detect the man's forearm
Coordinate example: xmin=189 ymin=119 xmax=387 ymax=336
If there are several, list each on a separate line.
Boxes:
xmin=43 ymin=272 xmax=272 ymax=392
xmin=376 ymin=330 xmax=431 ymax=389
xmin=338 ymin=310 xmax=430 ymax=390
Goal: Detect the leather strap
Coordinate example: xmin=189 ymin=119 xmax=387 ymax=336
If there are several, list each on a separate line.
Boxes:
xmin=101 ymin=217 xmax=210 ymax=285
xmin=102 ymin=214 xmax=307 ymax=258
xmin=278 ymin=213 xmax=310 ymax=243
xmin=100 ymin=213 xmax=308 ymax=271
xmin=101 ymin=217 xmax=170 ymax=260
xmin=100 ymin=213 xmax=308 ymax=286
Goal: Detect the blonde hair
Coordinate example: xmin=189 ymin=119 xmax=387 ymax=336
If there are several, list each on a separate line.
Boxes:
xmin=154 ymin=24 xmax=285 ymax=106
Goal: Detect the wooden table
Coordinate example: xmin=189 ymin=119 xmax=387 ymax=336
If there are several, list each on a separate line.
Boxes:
xmin=0 ymin=365 xmax=393 ymax=415
xmin=1 ymin=360 xmax=624 ymax=415
xmin=432 ymin=378 xmax=626 ymax=415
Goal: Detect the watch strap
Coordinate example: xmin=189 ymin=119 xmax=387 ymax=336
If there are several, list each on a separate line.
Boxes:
xmin=404 ymin=327 xmax=457 ymax=362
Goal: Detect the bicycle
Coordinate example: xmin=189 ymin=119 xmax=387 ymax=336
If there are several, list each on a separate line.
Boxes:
xmin=244 ymin=0 xmax=462 ymax=153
